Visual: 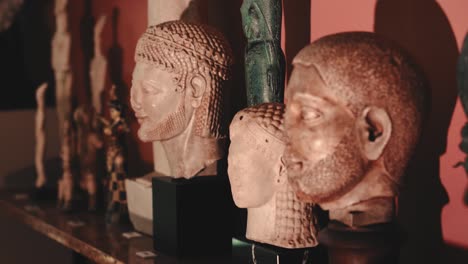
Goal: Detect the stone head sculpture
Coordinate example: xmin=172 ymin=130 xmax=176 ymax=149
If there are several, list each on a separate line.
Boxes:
xmin=228 ymin=103 xmax=319 ymax=248
xmin=284 ymin=32 xmax=428 ymax=227
xmin=130 ymin=20 xmax=234 ymax=178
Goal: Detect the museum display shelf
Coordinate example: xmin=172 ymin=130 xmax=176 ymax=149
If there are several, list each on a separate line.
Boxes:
xmin=0 ymin=190 xmax=242 ymax=264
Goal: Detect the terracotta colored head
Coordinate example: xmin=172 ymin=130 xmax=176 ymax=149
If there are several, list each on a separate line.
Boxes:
xmin=284 ymin=32 xmax=428 ymax=204
xmin=130 ymin=21 xmax=234 ymax=142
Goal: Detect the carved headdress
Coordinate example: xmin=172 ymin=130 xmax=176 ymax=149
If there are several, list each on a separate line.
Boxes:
xmin=135 ymin=21 xmax=234 ymax=138
xmin=230 ymin=103 xmax=319 ymax=248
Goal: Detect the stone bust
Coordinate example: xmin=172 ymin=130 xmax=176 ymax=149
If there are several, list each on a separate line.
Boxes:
xmin=228 ymin=103 xmax=319 ymax=248
xmin=283 ymin=32 xmax=429 ymax=227
xmin=130 ymin=21 xmax=234 ymax=178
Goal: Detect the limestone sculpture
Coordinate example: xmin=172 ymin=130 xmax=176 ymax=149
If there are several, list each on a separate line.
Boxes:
xmin=34 ymin=83 xmax=48 ymax=189
xmin=283 ymin=32 xmax=429 ymax=227
xmin=130 ymin=21 xmax=234 ymax=178
xmin=57 ymin=119 xmax=74 ymax=211
xmin=90 ymin=15 xmax=107 ymax=114
xmin=240 ymin=0 xmax=285 ymax=106
xmin=52 ymin=0 xmax=72 ymax=137
xmin=228 ymin=103 xmax=319 ymax=248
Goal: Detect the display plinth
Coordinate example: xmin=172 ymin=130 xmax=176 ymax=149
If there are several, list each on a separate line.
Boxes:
xmin=152 ymin=175 xmax=232 ymax=256
xmin=232 ymin=237 xmax=327 ymax=264
xmin=318 ymin=221 xmax=403 ymax=264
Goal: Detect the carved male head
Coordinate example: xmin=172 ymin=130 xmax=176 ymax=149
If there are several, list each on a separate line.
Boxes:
xmin=284 ymin=32 xmax=428 ymax=204
xmin=228 ymin=103 xmax=287 ymax=208
xmin=130 ymin=21 xmax=233 ymax=142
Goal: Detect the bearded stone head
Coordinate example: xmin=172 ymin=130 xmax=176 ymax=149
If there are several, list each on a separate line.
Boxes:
xmin=130 ymin=21 xmax=234 ymax=143
xmin=284 ymin=32 xmax=428 ymax=205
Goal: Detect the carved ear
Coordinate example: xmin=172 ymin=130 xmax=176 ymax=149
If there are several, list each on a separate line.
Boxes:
xmin=189 ymin=75 xmax=206 ymax=108
xmin=276 ymin=156 xmax=288 ymax=185
xmin=359 ymin=107 xmax=392 ymax=161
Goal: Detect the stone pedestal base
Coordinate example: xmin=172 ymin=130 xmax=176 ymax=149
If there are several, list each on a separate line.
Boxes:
xmin=232 ymin=237 xmax=327 ymax=264
xmin=319 ymin=221 xmax=403 ymax=264
xmin=152 ymin=175 xmax=232 ymax=256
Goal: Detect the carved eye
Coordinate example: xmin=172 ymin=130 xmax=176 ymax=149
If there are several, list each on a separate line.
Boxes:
xmin=301 ymin=108 xmax=322 ymax=122
xmin=142 ymin=81 xmax=160 ymax=95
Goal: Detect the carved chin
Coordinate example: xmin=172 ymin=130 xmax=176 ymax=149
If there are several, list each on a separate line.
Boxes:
xmin=137 ymin=104 xmax=187 ymax=142
xmin=288 ymin=134 xmax=367 ymax=204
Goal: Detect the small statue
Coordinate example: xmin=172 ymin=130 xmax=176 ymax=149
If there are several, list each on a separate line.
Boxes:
xmin=283 ymin=32 xmax=429 ymax=227
xmin=130 ymin=21 xmax=234 ymax=178
xmin=100 ymin=89 xmax=129 ymax=223
xmin=52 ymin=0 xmax=72 ymax=137
xmin=228 ymin=103 xmax=319 ymax=248
xmin=57 ymin=119 xmax=74 ymax=211
xmin=240 ymin=0 xmax=285 ymax=106
xmin=455 ymin=33 xmax=468 ymax=205
xmin=90 ymin=15 xmax=107 ymax=114
xmin=74 ymin=106 xmax=103 ymax=211
xmin=34 ymin=83 xmax=48 ymax=190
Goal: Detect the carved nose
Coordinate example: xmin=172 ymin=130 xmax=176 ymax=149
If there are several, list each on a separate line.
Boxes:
xmin=283 ymin=147 xmax=304 ymax=177
xmin=130 ymin=86 xmax=142 ymax=111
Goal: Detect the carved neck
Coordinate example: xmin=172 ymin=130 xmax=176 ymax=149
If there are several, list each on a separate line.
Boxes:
xmin=160 ymin=115 xmax=223 ymax=178
xmin=246 ymin=183 xmax=318 ymax=248
xmin=246 ymin=195 xmax=276 ymax=244
xmin=320 ymin=163 xmax=397 ymax=226
xmin=273 ymin=183 xmax=317 ymax=248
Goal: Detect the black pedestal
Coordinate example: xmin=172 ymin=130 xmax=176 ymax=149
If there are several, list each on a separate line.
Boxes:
xmin=319 ymin=221 xmax=403 ymax=264
xmin=152 ymin=176 xmax=232 ymax=256
xmin=232 ymin=237 xmax=327 ymax=264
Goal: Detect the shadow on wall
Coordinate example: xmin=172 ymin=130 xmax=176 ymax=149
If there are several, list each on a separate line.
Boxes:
xmin=106 ymin=7 xmax=152 ymax=178
xmin=283 ymin=0 xmax=311 ymax=79
xmin=374 ymin=0 xmax=458 ymax=263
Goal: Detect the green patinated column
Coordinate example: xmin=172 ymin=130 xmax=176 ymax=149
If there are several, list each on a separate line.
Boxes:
xmin=456 ymin=33 xmax=468 ymax=205
xmin=241 ymin=0 xmax=285 ymax=106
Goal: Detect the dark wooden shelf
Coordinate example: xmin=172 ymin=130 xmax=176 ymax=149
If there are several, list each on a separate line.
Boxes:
xmin=0 ymin=191 xmax=239 ymax=264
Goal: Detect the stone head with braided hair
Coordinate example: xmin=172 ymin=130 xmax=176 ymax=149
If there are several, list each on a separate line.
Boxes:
xmin=283 ymin=32 xmax=429 ymax=227
xmin=131 ymin=20 xmax=234 ymax=178
xmin=228 ymin=103 xmax=319 ymax=248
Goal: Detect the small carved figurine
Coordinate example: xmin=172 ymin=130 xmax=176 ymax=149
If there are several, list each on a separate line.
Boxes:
xmin=100 ymin=90 xmax=129 ymax=223
xmin=57 ymin=119 xmax=74 ymax=211
xmin=283 ymin=32 xmax=429 ymax=227
xmin=90 ymin=15 xmax=107 ymax=114
xmin=228 ymin=103 xmax=319 ymax=248
xmin=74 ymin=106 xmax=103 ymax=211
xmin=241 ymin=0 xmax=285 ymax=106
xmin=35 ymin=83 xmax=48 ymax=190
xmin=52 ymin=0 xmax=72 ymax=138
xmin=130 ymin=21 xmax=234 ymax=178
